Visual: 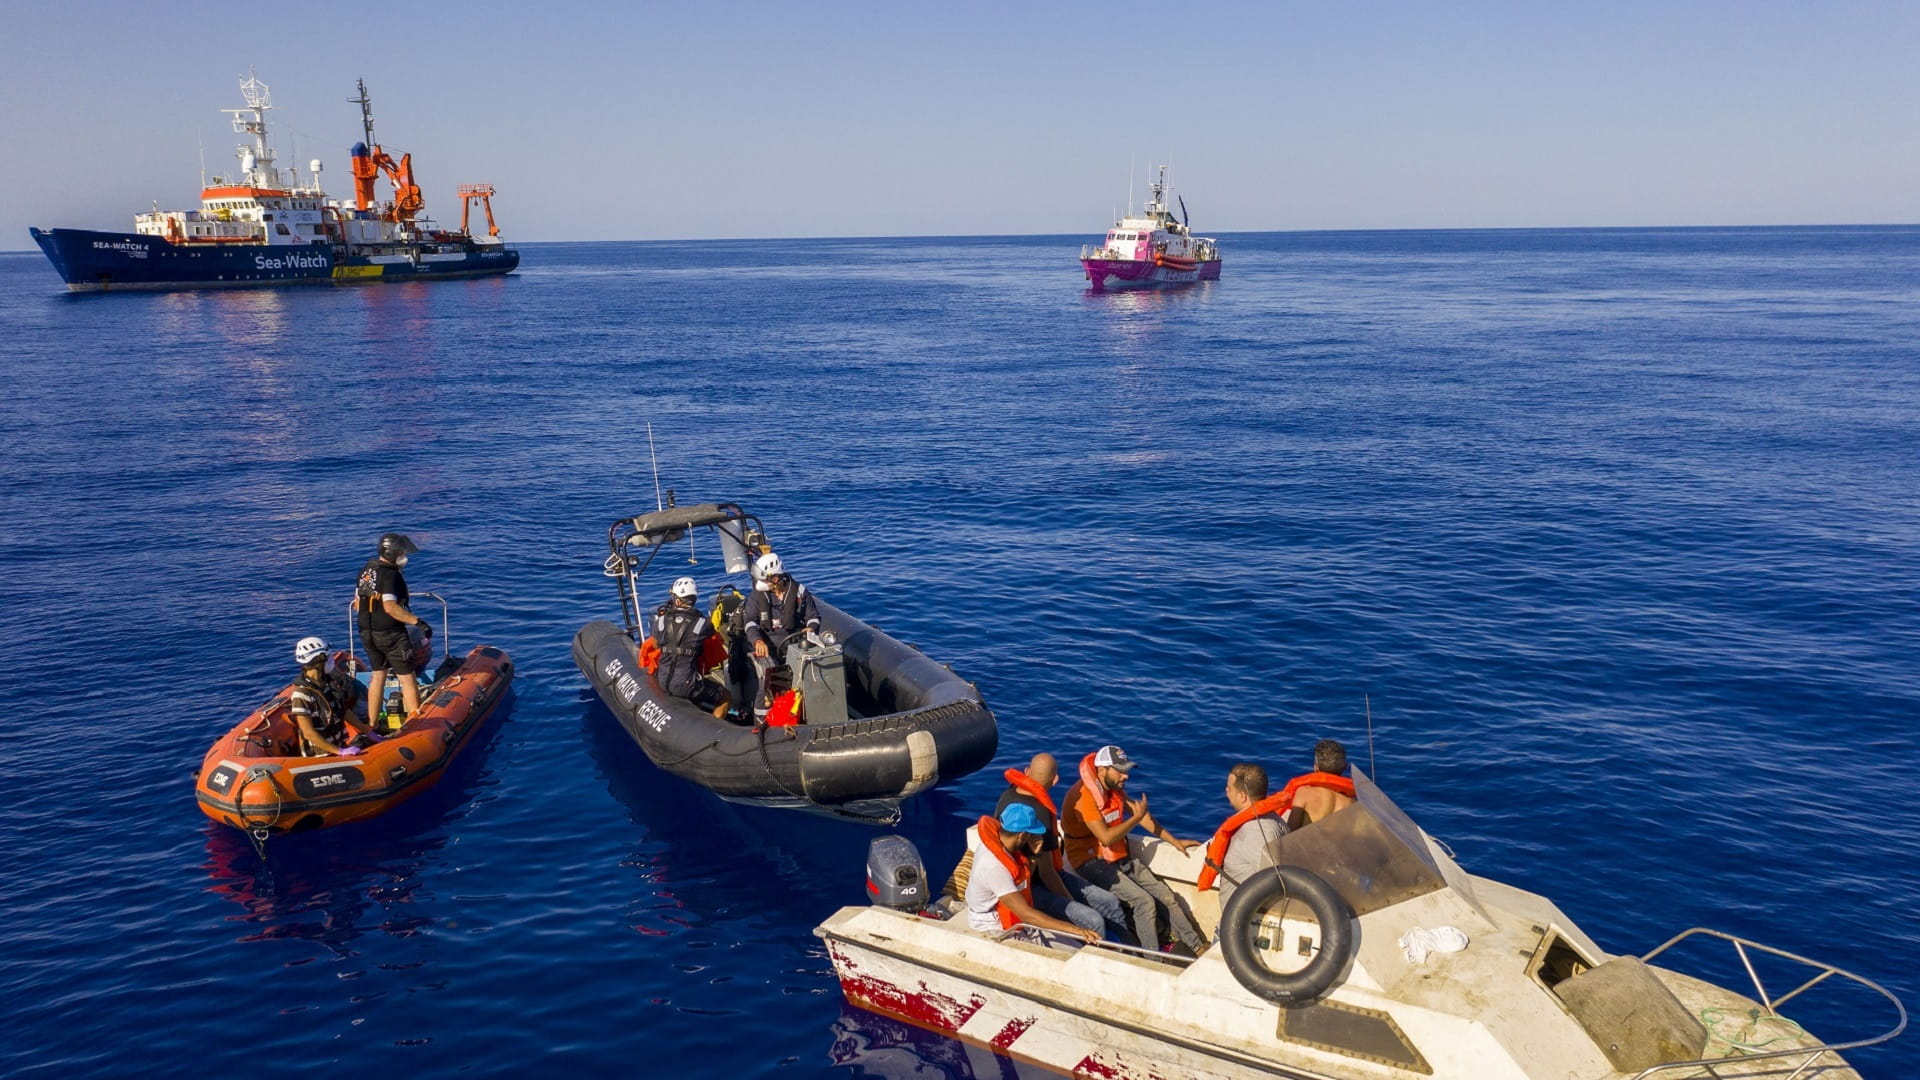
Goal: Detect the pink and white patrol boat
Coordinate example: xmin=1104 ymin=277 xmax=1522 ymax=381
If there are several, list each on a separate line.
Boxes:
xmin=817 ymin=772 xmax=1904 ymax=1079
xmin=1079 ymin=165 xmax=1222 ymax=290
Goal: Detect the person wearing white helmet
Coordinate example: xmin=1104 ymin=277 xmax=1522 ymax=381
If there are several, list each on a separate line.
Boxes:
xmin=739 ymin=552 xmax=821 ymax=717
xmin=290 ymin=636 xmax=373 ymax=757
xmin=652 ymin=575 xmax=730 ymax=718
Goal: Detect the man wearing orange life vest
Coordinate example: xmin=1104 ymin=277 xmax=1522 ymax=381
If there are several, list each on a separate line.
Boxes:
xmin=1289 ymin=740 xmax=1357 ymax=828
xmin=1196 ymin=741 xmax=1359 ymax=905
xmin=1200 ymin=763 xmax=1289 ymax=908
xmin=1059 ymin=745 xmax=1209 ymax=955
xmin=995 ymin=753 xmax=1129 ymax=942
xmin=963 ymin=803 xmax=1101 ymax=943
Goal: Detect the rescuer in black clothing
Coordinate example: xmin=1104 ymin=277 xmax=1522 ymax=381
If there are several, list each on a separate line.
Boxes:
xmin=653 ymin=576 xmax=731 ymax=718
xmin=740 ymin=552 xmax=821 ymax=716
xmin=355 ymin=532 xmax=430 ymax=726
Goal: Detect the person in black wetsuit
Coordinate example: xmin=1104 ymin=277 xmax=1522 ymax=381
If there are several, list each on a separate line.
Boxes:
xmin=653 ymin=575 xmax=731 ymax=718
xmin=740 ymin=552 xmax=821 ymax=718
xmin=354 ymin=532 xmax=430 ymax=728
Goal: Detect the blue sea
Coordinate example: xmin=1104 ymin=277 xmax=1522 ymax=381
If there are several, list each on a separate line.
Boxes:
xmin=1 ymin=227 xmax=1916 ymax=1077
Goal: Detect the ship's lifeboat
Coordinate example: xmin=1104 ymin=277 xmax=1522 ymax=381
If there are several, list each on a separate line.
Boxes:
xmin=1153 ymin=252 xmax=1200 ymax=272
xmin=195 ymin=643 xmax=513 ymax=840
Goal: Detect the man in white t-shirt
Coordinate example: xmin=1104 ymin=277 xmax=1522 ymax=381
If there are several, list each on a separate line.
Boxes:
xmin=964 ymin=804 xmax=1100 ymax=941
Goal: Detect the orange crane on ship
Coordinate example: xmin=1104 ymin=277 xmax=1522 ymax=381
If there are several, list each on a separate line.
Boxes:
xmin=345 ymin=79 xmax=429 ymax=225
xmin=459 ymin=184 xmax=500 ymax=238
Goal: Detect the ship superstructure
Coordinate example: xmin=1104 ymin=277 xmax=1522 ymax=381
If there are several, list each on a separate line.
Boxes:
xmin=30 ymin=72 xmax=517 ymax=291
xmin=1079 ymin=165 xmax=1221 ymax=290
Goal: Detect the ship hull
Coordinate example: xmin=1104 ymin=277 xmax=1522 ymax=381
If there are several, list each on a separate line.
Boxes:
xmin=1081 ymin=255 xmax=1222 ymax=291
xmin=29 ymin=227 xmax=518 ymax=292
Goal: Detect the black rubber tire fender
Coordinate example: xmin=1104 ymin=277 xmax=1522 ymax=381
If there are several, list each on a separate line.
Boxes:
xmin=1217 ymin=864 xmax=1355 ymax=1005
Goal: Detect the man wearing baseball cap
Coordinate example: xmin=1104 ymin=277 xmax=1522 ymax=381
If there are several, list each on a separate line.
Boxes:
xmin=1060 ymin=744 xmax=1208 ymax=954
xmin=965 ymin=803 xmax=1101 ymax=942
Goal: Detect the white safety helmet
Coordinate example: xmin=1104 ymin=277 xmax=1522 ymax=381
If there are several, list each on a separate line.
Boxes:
xmin=294 ymin=636 xmax=330 ymax=665
xmin=671 ymin=576 xmax=698 ymax=599
xmin=755 ymin=552 xmax=785 ymax=578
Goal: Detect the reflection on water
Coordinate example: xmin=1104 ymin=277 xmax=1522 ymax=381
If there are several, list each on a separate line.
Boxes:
xmin=827 ymin=1001 xmax=1053 ymax=1080
xmin=198 ymin=700 xmax=510 ymax=949
xmin=1081 ymin=279 xmax=1218 ymax=313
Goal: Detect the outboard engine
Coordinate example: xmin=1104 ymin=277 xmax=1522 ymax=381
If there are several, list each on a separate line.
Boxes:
xmin=865 ymin=835 xmax=928 ymax=912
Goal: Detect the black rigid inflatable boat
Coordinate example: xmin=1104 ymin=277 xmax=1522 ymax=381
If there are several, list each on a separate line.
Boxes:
xmin=572 ymin=502 xmax=997 ymax=823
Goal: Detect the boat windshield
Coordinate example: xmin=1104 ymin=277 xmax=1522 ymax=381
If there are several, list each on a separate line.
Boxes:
xmin=1266 ymin=772 xmax=1457 ymax=917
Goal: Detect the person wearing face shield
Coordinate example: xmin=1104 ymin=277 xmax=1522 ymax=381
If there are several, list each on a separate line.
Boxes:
xmin=354 ymin=532 xmax=430 ymax=727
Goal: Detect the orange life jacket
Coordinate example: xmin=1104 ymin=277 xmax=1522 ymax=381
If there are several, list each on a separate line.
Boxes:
xmin=977 ymin=814 xmax=1033 ymax=930
xmin=1003 ymin=768 xmax=1064 ymax=872
xmin=1196 ymin=772 xmax=1358 ymax=891
xmin=638 ymin=637 xmax=662 ymax=675
xmin=1060 ymin=753 xmax=1129 ymax=867
xmin=766 ymin=689 xmax=802 ymax=727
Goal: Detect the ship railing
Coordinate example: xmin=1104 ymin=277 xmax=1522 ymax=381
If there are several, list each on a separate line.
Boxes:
xmin=1628 ymin=927 xmax=1906 ymax=1078
xmin=1080 ymin=244 xmax=1121 ymax=260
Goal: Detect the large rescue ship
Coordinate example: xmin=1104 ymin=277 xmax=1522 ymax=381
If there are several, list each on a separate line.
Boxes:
xmin=1079 ymin=165 xmax=1221 ymax=290
xmin=30 ymin=73 xmax=518 ymax=291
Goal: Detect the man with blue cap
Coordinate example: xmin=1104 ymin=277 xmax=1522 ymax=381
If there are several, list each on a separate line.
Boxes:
xmin=965 ymin=803 xmax=1102 ymax=942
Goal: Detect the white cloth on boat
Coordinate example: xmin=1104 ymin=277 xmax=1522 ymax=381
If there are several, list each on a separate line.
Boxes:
xmin=1399 ymin=925 xmax=1470 ymax=964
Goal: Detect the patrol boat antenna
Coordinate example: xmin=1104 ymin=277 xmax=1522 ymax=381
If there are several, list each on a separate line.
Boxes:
xmin=1365 ymin=691 xmax=1377 ymax=780
xmin=646 ymin=422 xmax=664 ymax=512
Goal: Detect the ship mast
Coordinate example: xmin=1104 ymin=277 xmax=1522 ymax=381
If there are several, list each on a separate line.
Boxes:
xmin=220 ymin=69 xmax=282 ymax=189
xmin=352 ymin=78 xmax=377 ymax=150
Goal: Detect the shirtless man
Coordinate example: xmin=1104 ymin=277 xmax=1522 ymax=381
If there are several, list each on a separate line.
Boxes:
xmin=1289 ymin=739 xmax=1356 ymax=829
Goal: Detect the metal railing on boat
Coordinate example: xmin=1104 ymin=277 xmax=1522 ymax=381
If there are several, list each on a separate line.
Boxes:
xmin=1630 ymin=927 xmax=1906 ymax=1079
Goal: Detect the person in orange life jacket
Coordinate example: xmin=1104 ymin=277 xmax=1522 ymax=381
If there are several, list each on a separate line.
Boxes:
xmin=964 ymin=803 xmax=1100 ymax=942
xmin=289 ymin=636 xmax=379 ymax=757
xmin=1287 ymin=739 xmax=1357 ymax=829
xmin=354 ymin=532 xmax=430 ymax=725
xmin=1059 ymin=745 xmax=1208 ymax=954
xmin=1196 ymin=742 xmax=1362 ymax=902
xmin=741 ymin=552 xmax=820 ymax=714
xmin=995 ymin=753 xmax=1131 ymax=942
xmin=1197 ymin=762 xmax=1289 ymax=909
xmin=653 ymin=576 xmax=731 ymax=719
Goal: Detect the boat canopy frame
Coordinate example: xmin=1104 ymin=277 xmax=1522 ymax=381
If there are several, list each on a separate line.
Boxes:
xmin=603 ymin=501 xmax=764 ymax=640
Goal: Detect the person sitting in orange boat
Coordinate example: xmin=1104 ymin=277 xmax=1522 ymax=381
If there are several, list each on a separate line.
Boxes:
xmin=290 ymin=636 xmax=378 ymax=758
xmin=964 ymin=803 xmax=1100 ymax=943
xmin=1195 ymin=742 xmax=1359 ymax=904
xmin=1060 ymin=744 xmax=1208 ymax=955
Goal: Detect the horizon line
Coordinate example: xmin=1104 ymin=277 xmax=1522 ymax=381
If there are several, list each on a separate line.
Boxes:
xmin=4 ymin=220 xmax=1915 ymax=255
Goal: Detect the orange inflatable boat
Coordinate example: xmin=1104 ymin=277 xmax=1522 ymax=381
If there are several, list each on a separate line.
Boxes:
xmin=195 ymin=643 xmax=513 ymax=842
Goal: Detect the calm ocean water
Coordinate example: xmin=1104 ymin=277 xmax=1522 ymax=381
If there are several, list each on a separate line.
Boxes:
xmin=1 ymin=227 xmax=1916 ymax=1077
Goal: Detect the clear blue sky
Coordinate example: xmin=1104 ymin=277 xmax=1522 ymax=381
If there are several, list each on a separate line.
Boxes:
xmin=3 ymin=1 xmax=1915 ymax=246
